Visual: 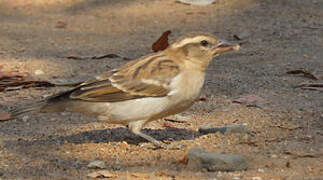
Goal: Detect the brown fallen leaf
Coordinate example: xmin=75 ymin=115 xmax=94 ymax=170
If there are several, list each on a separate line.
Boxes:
xmin=152 ymin=30 xmax=171 ymax=52
xmin=286 ymin=69 xmax=323 ymax=80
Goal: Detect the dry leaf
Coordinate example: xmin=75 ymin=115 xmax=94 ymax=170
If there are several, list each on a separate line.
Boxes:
xmin=152 ymin=30 xmax=171 ymax=52
xmin=286 ymin=69 xmax=323 ymax=80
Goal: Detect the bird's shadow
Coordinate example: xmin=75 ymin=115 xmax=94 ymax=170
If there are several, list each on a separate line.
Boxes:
xmin=3 ymin=127 xmax=201 ymax=149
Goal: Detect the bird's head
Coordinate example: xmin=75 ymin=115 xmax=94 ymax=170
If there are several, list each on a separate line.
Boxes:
xmin=168 ymin=32 xmax=240 ymax=70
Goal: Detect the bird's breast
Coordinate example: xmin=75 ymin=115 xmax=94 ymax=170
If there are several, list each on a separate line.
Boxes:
xmin=168 ymin=71 xmax=205 ymax=101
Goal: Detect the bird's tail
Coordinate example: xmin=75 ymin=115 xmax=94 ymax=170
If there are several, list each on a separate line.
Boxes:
xmin=1 ymin=101 xmax=46 ymax=122
xmin=1 ymin=88 xmax=77 ymax=122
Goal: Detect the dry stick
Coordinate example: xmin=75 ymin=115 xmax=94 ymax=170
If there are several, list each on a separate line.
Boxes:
xmin=164 ymin=118 xmax=186 ymax=123
xmin=239 ymin=136 xmax=290 ymax=147
xmin=286 ymin=69 xmax=322 ymax=80
xmin=269 ymin=124 xmax=303 ymax=130
xmin=64 ymin=53 xmax=132 ymax=61
xmin=284 ymin=151 xmax=323 ymax=158
xmin=295 ymin=82 xmax=323 ymax=91
xmin=296 ymin=83 xmax=323 ymax=88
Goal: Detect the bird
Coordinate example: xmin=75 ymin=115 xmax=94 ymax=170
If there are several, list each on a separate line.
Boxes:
xmin=4 ymin=32 xmax=240 ymax=149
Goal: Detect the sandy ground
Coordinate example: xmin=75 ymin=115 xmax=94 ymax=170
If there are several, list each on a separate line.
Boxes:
xmin=0 ymin=0 xmax=322 ymax=179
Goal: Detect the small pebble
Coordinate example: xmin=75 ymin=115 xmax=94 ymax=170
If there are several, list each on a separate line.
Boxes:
xmin=87 ymin=170 xmax=116 ymax=178
xmin=34 ymin=69 xmax=44 ymax=75
xmin=186 ymin=148 xmax=248 ymax=171
xmin=251 ymin=177 xmax=262 ymax=180
xmin=87 ymin=160 xmax=106 ymax=169
xmin=271 ymin=154 xmax=278 ymax=158
xmin=258 ymin=168 xmax=264 ymax=173
xmin=22 ymin=115 xmax=29 ymax=122
xmin=112 ymin=164 xmax=122 ymax=171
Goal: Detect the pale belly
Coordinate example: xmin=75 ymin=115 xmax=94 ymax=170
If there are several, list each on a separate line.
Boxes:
xmin=95 ymin=95 xmax=195 ymax=125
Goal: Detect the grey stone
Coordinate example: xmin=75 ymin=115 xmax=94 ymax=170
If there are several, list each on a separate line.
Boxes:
xmin=87 ymin=160 xmax=106 ymax=169
xmin=234 ymin=31 xmax=250 ymax=40
xmin=199 ymin=124 xmax=248 ymax=135
xmin=187 ymin=148 xmax=248 ymax=171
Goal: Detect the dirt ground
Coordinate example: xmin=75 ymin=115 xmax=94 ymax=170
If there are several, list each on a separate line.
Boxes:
xmin=0 ymin=0 xmax=322 ymax=179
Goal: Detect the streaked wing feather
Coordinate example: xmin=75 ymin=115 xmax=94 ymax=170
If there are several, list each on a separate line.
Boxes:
xmin=110 ymin=54 xmax=180 ymax=96
xmin=69 ymin=53 xmax=180 ymax=102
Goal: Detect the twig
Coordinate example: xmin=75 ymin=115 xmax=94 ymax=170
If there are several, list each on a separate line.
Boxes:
xmin=295 ymin=82 xmax=323 ymax=88
xmin=64 ymin=53 xmax=132 ymax=61
xmin=286 ymin=69 xmax=322 ymax=80
xmin=164 ymin=118 xmax=186 ymax=123
xmin=295 ymin=82 xmax=323 ymax=91
xmin=270 ymin=124 xmax=302 ymax=130
xmin=284 ymin=151 xmax=323 ymax=158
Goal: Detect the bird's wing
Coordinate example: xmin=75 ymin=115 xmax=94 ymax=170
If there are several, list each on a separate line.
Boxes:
xmin=69 ymin=54 xmax=180 ymax=102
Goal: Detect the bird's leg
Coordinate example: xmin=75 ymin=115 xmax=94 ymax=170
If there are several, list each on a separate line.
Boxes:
xmin=128 ymin=120 xmax=167 ymax=148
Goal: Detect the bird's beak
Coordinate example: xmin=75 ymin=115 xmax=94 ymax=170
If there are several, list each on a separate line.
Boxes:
xmin=213 ymin=40 xmax=240 ymax=55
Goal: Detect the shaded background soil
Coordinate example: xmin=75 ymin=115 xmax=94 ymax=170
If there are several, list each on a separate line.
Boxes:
xmin=0 ymin=0 xmax=322 ymax=179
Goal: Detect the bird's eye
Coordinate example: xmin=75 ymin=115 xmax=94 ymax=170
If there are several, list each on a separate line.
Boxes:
xmin=200 ymin=40 xmax=209 ymax=47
